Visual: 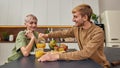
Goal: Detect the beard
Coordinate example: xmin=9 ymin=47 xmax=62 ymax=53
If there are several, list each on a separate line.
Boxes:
xmin=74 ymin=21 xmax=84 ymax=27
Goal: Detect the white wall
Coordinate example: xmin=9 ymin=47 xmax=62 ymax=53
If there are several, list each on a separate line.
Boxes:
xmin=99 ymin=0 xmax=120 ymax=14
xmin=0 ymin=0 xmax=99 ymax=25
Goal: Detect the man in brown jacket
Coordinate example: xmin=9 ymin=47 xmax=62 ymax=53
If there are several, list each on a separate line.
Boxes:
xmin=38 ymin=4 xmax=110 ymax=68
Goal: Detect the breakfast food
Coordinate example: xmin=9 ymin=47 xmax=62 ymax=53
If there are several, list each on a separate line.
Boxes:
xmin=49 ymin=40 xmax=68 ymax=52
xmin=49 ymin=40 xmax=57 ymax=50
xmin=59 ymin=43 xmax=68 ymax=51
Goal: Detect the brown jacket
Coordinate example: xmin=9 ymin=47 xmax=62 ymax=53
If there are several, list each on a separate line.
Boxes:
xmin=48 ymin=24 xmax=110 ymax=68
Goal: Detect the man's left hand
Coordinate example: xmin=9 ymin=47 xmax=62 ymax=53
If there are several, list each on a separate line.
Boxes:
xmin=37 ymin=52 xmax=59 ymax=62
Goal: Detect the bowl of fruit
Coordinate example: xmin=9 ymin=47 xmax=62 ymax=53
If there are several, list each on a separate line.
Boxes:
xmin=49 ymin=40 xmax=68 ymax=52
xmin=49 ymin=40 xmax=57 ymax=50
xmin=58 ymin=43 xmax=68 ymax=52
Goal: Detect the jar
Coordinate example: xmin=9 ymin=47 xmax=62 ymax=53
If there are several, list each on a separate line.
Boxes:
xmin=36 ymin=37 xmax=46 ymax=49
xmin=9 ymin=34 xmax=14 ymax=41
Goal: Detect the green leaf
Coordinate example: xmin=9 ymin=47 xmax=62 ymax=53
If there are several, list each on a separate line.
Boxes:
xmin=91 ymin=13 xmax=98 ymax=21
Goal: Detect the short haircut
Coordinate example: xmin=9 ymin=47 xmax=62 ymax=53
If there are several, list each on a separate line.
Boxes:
xmin=72 ymin=4 xmax=93 ymax=21
xmin=25 ymin=14 xmax=38 ymax=23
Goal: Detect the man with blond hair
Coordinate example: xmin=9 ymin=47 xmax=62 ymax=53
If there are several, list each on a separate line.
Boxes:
xmin=38 ymin=4 xmax=110 ymax=68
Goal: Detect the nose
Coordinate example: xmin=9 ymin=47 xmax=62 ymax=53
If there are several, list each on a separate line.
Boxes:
xmin=33 ymin=23 xmax=37 ymax=26
xmin=72 ymin=18 xmax=75 ymax=22
xmin=32 ymin=23 xmax=37 ymax=27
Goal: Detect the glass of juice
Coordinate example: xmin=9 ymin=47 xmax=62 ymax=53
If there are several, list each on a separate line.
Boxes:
xmin=36 ymin=37 xmax=46 ymax=49
xmin=35 ymin=48 xmax=44 ymax=59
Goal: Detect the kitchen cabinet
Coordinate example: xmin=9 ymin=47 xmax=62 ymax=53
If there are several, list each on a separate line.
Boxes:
xmin=101 ymin=11 xmax=120 ymax=47
xmin=0 ymin=0 xmax=22 ymax=25
xmin=0 ymin=0 xmax=99 ymax=25
xmin=59 ymin=0 xmax=73 ymax=25
xmin=0 ymin=0 xmax=9 ymax=25
xmin=0 ymin=43 xmax=15 ymax=65
xmin=34 ymin=0 xmax=47 ymax=25
xmin=8 ymin=0 xmax=22 ymax=25
xmin=47 ymin=0 xmax=60 ymax=25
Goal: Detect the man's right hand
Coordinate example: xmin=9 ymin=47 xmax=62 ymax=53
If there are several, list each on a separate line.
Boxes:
xmin=38 ymin=33 xmax=48 ymax=39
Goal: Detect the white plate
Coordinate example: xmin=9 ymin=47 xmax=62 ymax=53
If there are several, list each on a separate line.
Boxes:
xmin=30 ymin=52 xmax=35 ymax=55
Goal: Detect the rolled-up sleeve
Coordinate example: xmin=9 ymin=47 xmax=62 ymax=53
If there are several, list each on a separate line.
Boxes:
xmin=48 ymin=27 xmax=75 ymax=38
xmin=59 ymin=28 xmax=104 ymax=60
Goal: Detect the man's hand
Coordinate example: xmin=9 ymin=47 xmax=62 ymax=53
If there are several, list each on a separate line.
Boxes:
xmin=37 ymin=52 xmax=59 ymax=62
xmin=38 ymin=33 xmax=48 ymax=39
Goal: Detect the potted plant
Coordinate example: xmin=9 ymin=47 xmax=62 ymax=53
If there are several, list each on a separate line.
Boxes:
xmin=91 ymin=13 xmax=99 ymax=24
xmin=2 ymin=32 xmax=9 ymax=41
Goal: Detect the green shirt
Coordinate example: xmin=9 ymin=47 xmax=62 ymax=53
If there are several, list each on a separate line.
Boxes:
xmin=8 ymin=30 xmax=38 ymax=62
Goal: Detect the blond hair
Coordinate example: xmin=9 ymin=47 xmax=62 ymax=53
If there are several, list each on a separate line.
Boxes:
xmin=72 ymin=4 xmax=93 ymax=21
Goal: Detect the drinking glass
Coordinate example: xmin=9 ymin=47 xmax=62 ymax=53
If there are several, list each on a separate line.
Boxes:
xmin=36 ymin=37 xmax=46 ymax=49
xmin=35 ymin=48 xmax=44 ymax=59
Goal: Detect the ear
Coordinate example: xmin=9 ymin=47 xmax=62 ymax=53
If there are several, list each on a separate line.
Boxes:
xmin=24 ymin=23 xmax=27 ymax=27
xmin=83 ymin=15 xmax=88 ymax=21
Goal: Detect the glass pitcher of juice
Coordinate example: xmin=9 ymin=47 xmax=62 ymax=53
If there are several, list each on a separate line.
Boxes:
xmin=36 ymin=37 xmax=46 ymax=49
xmin=35 ymin=48 xmax=45 ymax=59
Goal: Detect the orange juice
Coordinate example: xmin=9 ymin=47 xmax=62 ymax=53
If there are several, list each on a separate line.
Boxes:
xmin=36 ymin=43 xmax=46 ymax=49
xmin=35 ymin=48 xmax=44 ymax=59
xmin=36 ymin=37 xmax=46 ymax=49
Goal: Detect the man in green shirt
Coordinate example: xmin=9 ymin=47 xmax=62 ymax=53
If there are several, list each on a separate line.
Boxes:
xmin=7 ymin=14 xmax=39 ymax=62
